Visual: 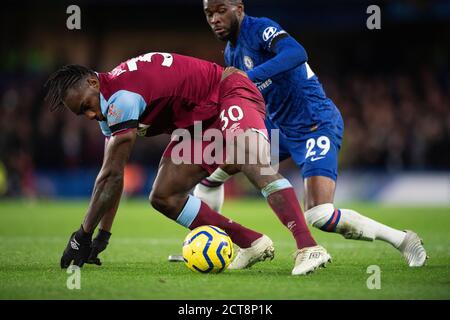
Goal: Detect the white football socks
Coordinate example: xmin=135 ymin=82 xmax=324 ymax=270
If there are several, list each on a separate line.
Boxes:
xmin=192 ymin=168 xmax=229 ymax=213
xmin=305 ymin=203 xmax=406 ymax=248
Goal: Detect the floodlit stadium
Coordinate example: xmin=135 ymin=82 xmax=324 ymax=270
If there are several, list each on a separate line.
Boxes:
xmin=0 ymin=0 xmax=449 ymax=305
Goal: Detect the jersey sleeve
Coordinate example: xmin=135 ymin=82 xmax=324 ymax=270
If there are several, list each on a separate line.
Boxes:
xmin=99 ymin=120 xmax=112 ymax=137
xmin=246 ymin=17 xmax=308 ymax=83
xmin=251 ymin=17 xmax=289 ymax=52
xmin=101 ymin=90 xmax=146 ymax=136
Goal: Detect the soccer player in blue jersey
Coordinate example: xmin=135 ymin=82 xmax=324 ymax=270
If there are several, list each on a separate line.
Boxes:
xmin=196 ymin=0 xmax=427 ymax=267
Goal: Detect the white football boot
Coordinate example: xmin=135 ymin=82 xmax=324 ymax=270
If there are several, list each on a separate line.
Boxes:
xmin=397 ymin=230 xmax=428 ymax=267
xmin=291 ymin=245 xmax=331 ymax=276
xmin=228 ymin=235 xmax=275 ymax=269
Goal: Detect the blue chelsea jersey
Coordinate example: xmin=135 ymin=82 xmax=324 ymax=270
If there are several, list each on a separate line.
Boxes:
xmin=224 ymin=15 xmax=342 ymax=137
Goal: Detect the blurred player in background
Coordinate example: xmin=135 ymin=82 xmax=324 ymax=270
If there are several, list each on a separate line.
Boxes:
xmin=45 ymin=52 xmax=331 ymax=275
xmin=196 ymin=0 xmax=427 ymax=267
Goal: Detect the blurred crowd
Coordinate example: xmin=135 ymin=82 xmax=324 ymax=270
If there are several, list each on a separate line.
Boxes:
xmin=1 ymin=63 xmax=449 ymax=197
xmin=1 ymin=0 xmax=449 ymax=197
xmin=324 ymin=66 xmax=450 ymax=171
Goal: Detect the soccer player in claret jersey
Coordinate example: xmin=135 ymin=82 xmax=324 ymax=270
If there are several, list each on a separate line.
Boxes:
xmin=45 ymin=52 xmax=331 ymax=275
xmin=197 ymin=0 xmax=428 ymax=267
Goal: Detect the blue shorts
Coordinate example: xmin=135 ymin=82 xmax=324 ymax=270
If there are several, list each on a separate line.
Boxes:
xmin=266 ymin=118 xmax=344 ymax=181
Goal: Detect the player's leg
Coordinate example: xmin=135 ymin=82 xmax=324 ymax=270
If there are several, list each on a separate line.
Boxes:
xmin=194 ymin=72 xmax=330 ymax=274
xmin=304 ymin=176 xmax=427 ymax=267
xmin=192 ymin=117 xmax=286 ymax=213
xmin=212 ymin=74 xmax=320 ymax=253
xmin=203 ymin=116 xmax=321 ymax=255
xmin=149 ymin=146 xmax=266 ymax=251
xmin=299 ymin=130 xmax=427 ymax=267
xmin=222 ymin=129 xmax=330 ymax=274
xmin=304 ymin=176 xmax=407 ymax=245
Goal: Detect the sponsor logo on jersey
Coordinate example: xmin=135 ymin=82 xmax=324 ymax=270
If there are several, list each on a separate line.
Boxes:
xmin=262 ymin=26 xmax=277 ymax=41
xmin=310 ymin=156 xmax=325 ymax=162
xmin=257 ymin=78 xmax=272 ymax=91
xmin=107 ymin=104 xmax=124 ymax=126
xmin=243 ymin=55 xmax=254 ymax=70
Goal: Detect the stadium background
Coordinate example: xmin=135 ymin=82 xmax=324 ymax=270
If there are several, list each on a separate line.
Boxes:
xmin=1 ymin=0 xmax=450 ymax=301
xmin=1 ymin=0 xmax=449 ymax=203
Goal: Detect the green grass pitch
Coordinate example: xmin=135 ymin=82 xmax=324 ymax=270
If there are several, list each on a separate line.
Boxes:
xmin=0 ymin=199 xmax=449 ymax=300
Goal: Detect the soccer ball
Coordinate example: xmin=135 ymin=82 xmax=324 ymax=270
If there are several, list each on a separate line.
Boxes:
xmin=182 ymin=225 xmax=234 ymax=273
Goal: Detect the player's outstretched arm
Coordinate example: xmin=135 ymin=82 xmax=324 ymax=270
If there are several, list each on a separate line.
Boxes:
xmin=60 ymin=129 xmax=137 ymax=268
xmin=83 ymin=129 xmax=137 ymax=232
xmin=247 ymin=36 xmax=308 ymax=83
xmin=85 ymin=137 xmax=117 ymax=265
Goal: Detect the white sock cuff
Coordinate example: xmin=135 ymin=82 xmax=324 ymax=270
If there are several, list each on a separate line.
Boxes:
xmin=260 ymin=178 xmax=292 ymax=198
xmin=207 ymin=168 xmax=231 ymax=183
xmin=304 ymin=203 xmax=335 ymax=225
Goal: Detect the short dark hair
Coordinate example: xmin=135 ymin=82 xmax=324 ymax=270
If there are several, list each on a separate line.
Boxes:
xmin=44 ymin=64 xmax=95 ymax=112
xmin=205 ymin=0 xmax=243 ymax=6
xmin=227 ymin=0 xmax=243 ymax=5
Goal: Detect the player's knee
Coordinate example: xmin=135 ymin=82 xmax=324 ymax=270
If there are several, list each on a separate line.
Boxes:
xmin=149 ymin=191 xmax=178 ymax=219
xmin=220 ymin=163 xmax=241 ymax=175
xmin=149 ymin=191 xmax=165 ymax=211
xmin=304 ymin=203 xmax=335 ymax=228
xmin=228 ymin=130 xmax=269 ymax=165
xmin=243 ymin=131 xmax=270 ymax=162
xmin=304 ymin=177 xmax=336 ymax=211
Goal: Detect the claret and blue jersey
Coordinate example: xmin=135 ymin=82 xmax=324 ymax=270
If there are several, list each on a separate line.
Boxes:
xmin=224 ymin=15 xmax=344 ymax=180
xmin=95 ymin=53 xmax=224 ymax=138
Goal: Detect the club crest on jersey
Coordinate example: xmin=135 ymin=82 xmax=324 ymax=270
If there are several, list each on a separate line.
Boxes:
xmin=107 ymin=104 xmax=123 ymax=126
xmin=243 ymin=56 xmax=254 ymax=70
xmin=262 ymin=26 xmax=277 ymax=41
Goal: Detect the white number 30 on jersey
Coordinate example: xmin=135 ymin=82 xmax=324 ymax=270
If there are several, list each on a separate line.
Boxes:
xmin=220 ymin=105 xmax=244 ymax=131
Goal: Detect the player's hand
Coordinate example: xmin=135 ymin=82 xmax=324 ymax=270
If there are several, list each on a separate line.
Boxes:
xmin=60 ymin=226 xmax=93 ymax=269
xmin=86 ymin=229 xmax=111 ymax=266
xmin=221 ymin=66 xmax=248 ymax=81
